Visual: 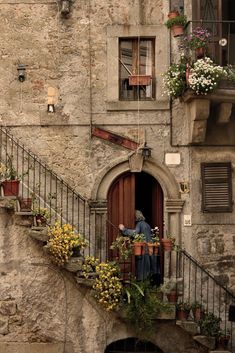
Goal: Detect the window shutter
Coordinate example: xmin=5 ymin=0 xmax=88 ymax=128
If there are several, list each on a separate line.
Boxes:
xmin=201 ymin=162 xmax=233 ymax=212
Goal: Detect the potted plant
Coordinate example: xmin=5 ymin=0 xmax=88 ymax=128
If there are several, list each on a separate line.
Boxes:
xmin=176 ymin=301 xmax=191 ymax=320
xmin=165 ymin=14 xmax=187 ymax=37
xmin=47 ymin=221 xmax=88 ymax=266
xmin=167 ymin=9 xmax=180 ymax=19
xmin=132 ymin=233 xmax=146 ymax=256
xmin=0 ymin=155 xmax=20 ymax=197
xmin=160 ymin=278 xmax=181 ymax=303
xmin=32 ymin=207 xmax=50 ymax=226
xmin=162 ymin=56 xmax=188 ymax=99
xmin=148 ymin=226 xmax=160 ymax=255
xmin=110 ymin=235 xmax=132 ymax=260
xmin=217 ymin=329 xmax=230 ymax=350
xmin=183 ymin=27 xmax=211 ymax=58
xmin=191 ymin=301 xmax=204 ymax=321
xmin=123 ymin=280 xmax=171 ymax=334
xmin=199 ymin=312 xmax=221 ymax=338
xmin=161 ymin=234 xmax=176 ymax=252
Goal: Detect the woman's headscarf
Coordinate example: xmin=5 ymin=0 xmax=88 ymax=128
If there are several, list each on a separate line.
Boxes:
xmin=135 ymin=210 xmax=145 ymax=221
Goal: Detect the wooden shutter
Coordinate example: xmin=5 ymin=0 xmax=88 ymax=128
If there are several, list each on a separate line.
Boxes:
xmin=201 ymin=162 xmax=233 ymax=212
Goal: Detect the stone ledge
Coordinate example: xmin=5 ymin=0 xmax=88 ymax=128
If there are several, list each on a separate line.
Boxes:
xmin=0 ymin=342 xmax=71 ymax=353
xmin=29 ymin=227 xmax=48 ymax=242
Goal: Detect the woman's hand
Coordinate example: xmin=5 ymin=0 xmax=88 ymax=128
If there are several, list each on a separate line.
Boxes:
xmin=119 ymin=224 xmax=125 ymax=230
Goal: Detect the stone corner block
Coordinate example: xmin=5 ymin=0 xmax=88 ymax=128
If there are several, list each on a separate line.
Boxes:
xmin=0 ymin=301 xmax=17 ymax=316
xmin=0 ymin=315 xmax=9 ymax=335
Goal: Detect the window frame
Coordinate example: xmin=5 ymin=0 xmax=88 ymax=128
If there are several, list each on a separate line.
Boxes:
xmin=106 ymin=25 xmax=169 ymax=111
xmin=119 ymin=37 xmax=156 ymax=101
xmin=201 ymin=162 xmax=233 ymax=213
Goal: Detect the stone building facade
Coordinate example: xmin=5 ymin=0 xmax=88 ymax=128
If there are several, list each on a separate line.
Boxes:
xmin=0 ymin=0 xmax=235 ymax=352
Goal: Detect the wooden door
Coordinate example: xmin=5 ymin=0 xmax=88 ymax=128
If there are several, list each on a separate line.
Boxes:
xmin=107 ymin=172 xmax=164 ymax=278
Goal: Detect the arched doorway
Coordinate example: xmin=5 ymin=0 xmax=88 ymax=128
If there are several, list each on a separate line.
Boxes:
xmin=105 ymin=337 xmax=163 ymax=353
xmin=107 ymin=171 xmax=163 ymax=278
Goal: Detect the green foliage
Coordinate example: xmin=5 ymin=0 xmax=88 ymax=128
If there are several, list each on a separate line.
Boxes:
xmin=191 ymin=301 xmax=203 ymax=310
xmin=176 ymin=301 xmax=191 ymax=311
xmin=165 ymin=15 xmax=187 ymax=29
xmin=199 ymin=312 xmax=221 ymax=337
xmin=226 ymin=64 xmax=235 ymax=84
xmin=132 ymin=233 xmax=145 ymax=242
xmin=110 ymin=236 xmax=132 ymax=260
xmin=123 ymin=280 xmax=171 ymax=335
xmin=162 ymin=56 xmax=187 ymax=98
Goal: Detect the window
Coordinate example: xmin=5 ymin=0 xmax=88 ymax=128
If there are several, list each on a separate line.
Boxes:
xmin=201 ymin=162 xmax=233 ymax=212
xmin=106 ymin=25 xmax=169 ymax=111
xmin=119 ymin=38 xmax=155 ymax=101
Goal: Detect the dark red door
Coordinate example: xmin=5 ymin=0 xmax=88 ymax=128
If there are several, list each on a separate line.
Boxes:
xmin=107 ymin=172 xmax=164 ymax=277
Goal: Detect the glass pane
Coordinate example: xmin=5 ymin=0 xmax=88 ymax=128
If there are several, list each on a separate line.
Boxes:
xmin=119 ymin=39 xmax=154 ymax=100
xmin=120 ymin=40 xmax=134 ymax=100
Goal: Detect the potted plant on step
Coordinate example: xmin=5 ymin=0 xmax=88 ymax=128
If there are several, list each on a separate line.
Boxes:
xmin=148 ymin=226 xmax=160 ymax=255
xmin=110 ymin=235 xmax=132 ymax=261
xmin=32 ymin=207 xmax=50 ymax=226
xmin=0 ymin=155 xmax=20 ymax=197
xmin=165 ymin=14 xmax=187 ymax=37
xmin=191 ymin=301 xmax=204 ymax=321
xmin=132 ymin=233 xmax=146 ymax=256
xmin=161 ymin=234 xmax=176 ymax=252
xmin=47 ymin=221 xmax=88 ymax=266
xmin=176 ymin=301 xmax=191 ymax=320
xmin=199 ymin=312 xmax=221 ymax=338
xmin=160 ymin=277 xmax=182 ymax=303
xmin=216 ymin=329 xmax=230 ymax=350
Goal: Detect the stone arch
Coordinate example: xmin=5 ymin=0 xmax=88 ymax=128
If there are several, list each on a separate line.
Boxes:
xmin=90 ymin=157 xmax=185 ymax=251
xmin=104 ymin=337 xmax=163 ymax=353
xmin=91 ymin=156 xmax=180 ymax=201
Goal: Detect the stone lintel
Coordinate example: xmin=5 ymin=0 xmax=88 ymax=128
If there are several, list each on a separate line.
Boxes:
xmin=216 ymin=102 xmax=233 ymax=124
xmin=165 ymin=199 xmax=185 ymax=213
xmin=89 ymin=200 xmax=107 ymax=211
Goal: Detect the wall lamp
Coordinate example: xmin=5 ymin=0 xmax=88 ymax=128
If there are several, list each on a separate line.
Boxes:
xmin=139 ymin=142 xmax=152 ymax=158
xmin=17 ymin=64 xmax=26 ymax=82
xmin=47 ymin=104 xmax=55 ymax=113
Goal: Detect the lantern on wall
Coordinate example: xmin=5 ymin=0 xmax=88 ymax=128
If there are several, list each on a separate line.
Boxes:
xmin=139 ymin=143 xmax=152 ymax=158
xmin=17 ymin=64 xmax=26 ymax=82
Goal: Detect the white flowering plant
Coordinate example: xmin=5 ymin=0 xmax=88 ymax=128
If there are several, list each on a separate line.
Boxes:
xmin=162 ymin=57 xmax=187 ymax=98
xmin=188 ymin=57 xmax=227 ymax=95
xmin=163 ymin=57 xmax=227 ymax=98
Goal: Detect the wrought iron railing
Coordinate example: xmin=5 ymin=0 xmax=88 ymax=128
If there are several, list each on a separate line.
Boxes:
xmin=0 ymin=127 xmax=90 ymax=238
xmin=186 ymin=20 xmax=235 ymax=66
xmin=166 ymin=248 xmax=235 ymax=350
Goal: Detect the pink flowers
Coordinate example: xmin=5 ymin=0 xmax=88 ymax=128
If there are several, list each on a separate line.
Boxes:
xmin=184 ymin=27 xmax=211 ymax=49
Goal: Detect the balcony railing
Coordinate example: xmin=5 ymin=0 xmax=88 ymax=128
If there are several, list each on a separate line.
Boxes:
xmin=186 ymin=20 xmax=235 ymax=66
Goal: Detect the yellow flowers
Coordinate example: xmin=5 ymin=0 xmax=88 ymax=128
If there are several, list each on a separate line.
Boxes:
xmin=93 ymin=262 xmax=123 ymax=312
xmin=47 ymin=222 xmax=87 ymax=266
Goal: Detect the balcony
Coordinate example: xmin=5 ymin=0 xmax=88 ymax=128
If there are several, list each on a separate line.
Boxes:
xmin=182 ymin=20 xmax=235 ymax=144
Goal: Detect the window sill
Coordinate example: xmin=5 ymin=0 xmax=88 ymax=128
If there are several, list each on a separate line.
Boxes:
xmin=106 ymin=100 xmax=170 ymax=111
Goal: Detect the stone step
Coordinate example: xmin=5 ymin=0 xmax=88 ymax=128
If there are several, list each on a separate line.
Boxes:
xmin=176 ymin=320 xmax=199 ymax=335
xmin=194 ymin=335 xmax=216 ymax=350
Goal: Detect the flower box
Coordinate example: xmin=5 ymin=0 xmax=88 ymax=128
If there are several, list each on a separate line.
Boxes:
xmin=128 ymin=75 xmax=152 ymax=86
xmin=2 ymin=180 xmax=20 ymax=196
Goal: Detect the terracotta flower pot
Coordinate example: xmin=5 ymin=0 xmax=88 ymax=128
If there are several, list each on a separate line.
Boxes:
xmin=177 ymin=309 xmax=190 ymax=321
xmin=35 ymin=215 xmax=47 ymax=227
xmin=133 ymin=242 xmax=146 ymax=256
xmin=129 ymin=75 xmax=152 ymax=86
xmin=195 ymin=47 xmax=205 ymax=58
xmin=19 ymin=198 xmax=32 ymax=211
xmin=172 ymin=25 xmax=184 ymax=37
xmin=192 ymin=307 xmax=203 ymax=321
xmin=161 ymin=238 xmax=173 ymax=252
xmin=2 ymin=180 xmax=20 ymax=196
xmin=168 ymin=10 xmax=180 ymax=19
xmin=166 ymin=291 xmax=178 ymax=303
xmin=147 ymin=243 xmax=159 ymax=255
